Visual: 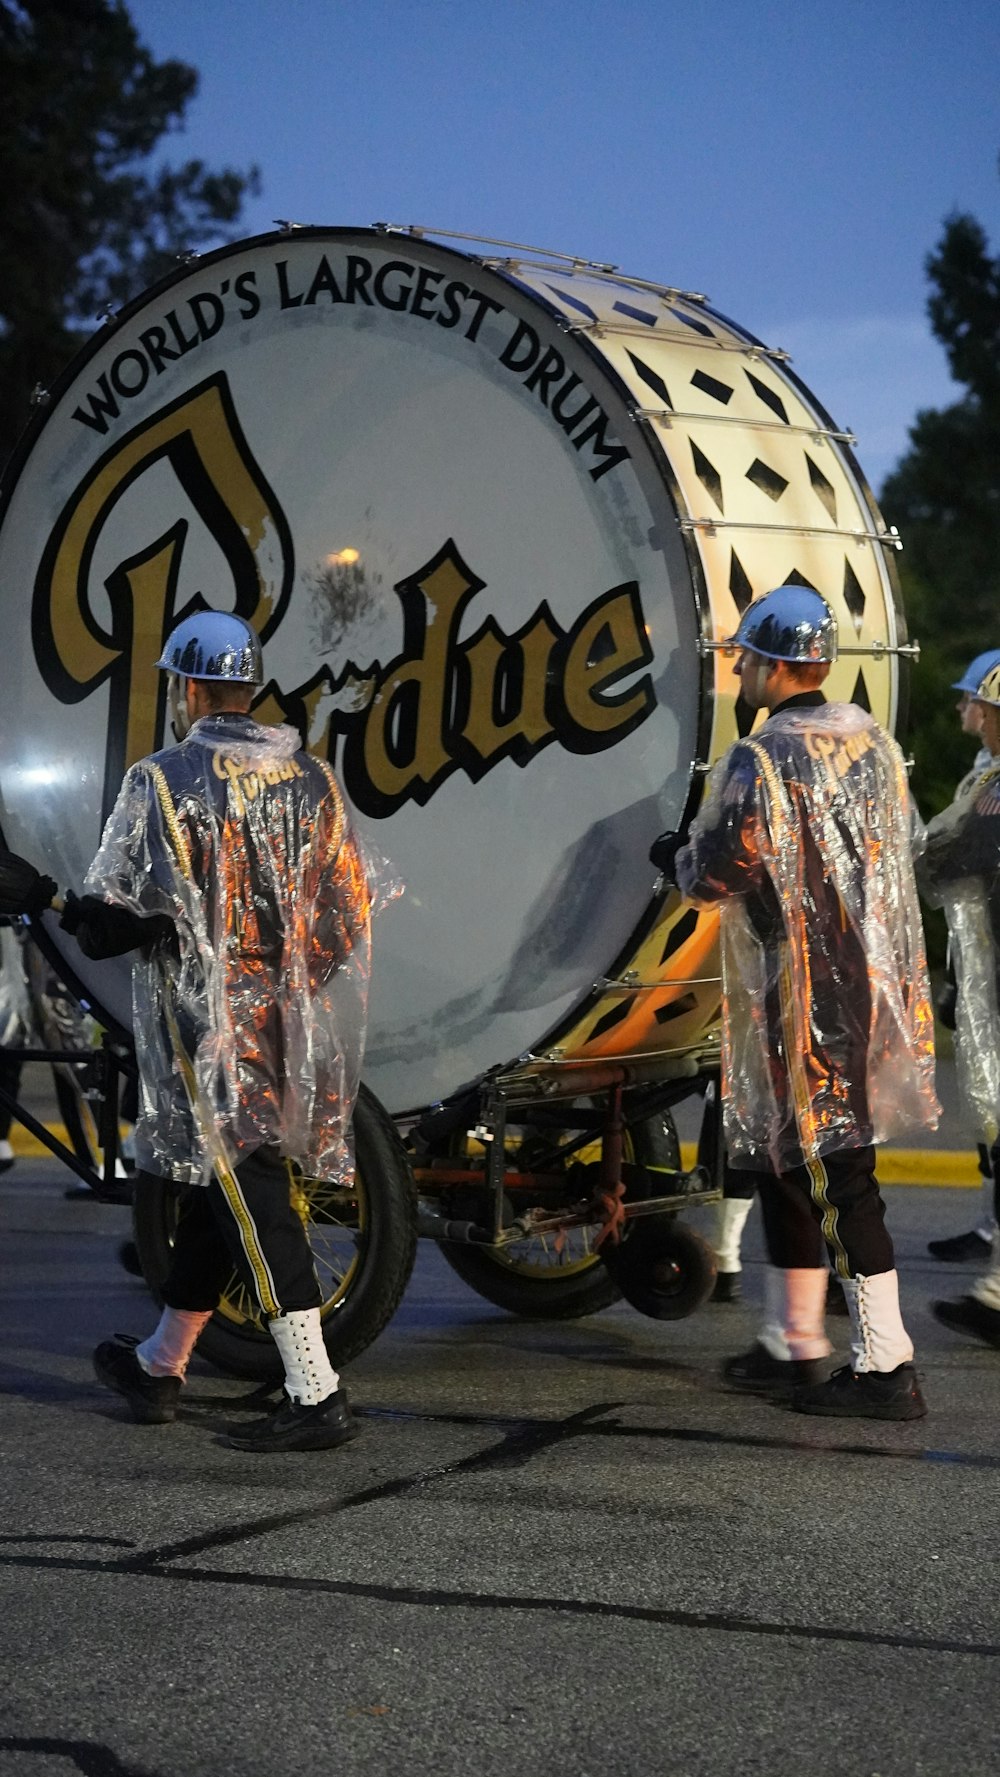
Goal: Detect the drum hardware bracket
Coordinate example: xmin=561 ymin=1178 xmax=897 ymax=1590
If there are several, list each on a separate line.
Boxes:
xmin=594 ymin=974 xmax=722 ymax=993
xmin=684 ymin=517 xmax=902 ymax=549
xmin=494 ymin=1178 xmax=723 ymax=1247
xmin=95 ymin=305 xmax=118 ymax=328
xmin=273 ymin=218 xmax=307 ymax=231
xmin=632 ymin=406 xmax=856 ymax=446
xmin=698 ymin=634 xmax=917 ymax=660
xmin=30 ymin=384 xmax=50 ymax=408
xmin=563 ymin=322 xmax=790 ymax=362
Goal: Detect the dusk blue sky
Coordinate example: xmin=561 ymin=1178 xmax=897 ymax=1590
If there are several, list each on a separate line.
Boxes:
xmin=128 ymin=0 xmax=999 ymax=498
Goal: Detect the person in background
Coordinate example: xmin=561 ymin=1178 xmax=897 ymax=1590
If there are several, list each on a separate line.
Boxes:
xmin=916 ymin=660 xmax=1000 ymax=1347
xmin=655 ymin=587 xmax=939 ymax=1418
xmin=926 ymin=647 xmax=1000 ymax=1263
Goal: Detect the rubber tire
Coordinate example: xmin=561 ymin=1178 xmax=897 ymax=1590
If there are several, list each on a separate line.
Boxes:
xmin=437 ymin=1110 xmax=680 ymax=1321
xmin=132 ymin=1083 xmax=417 ymax=1379
xmin=601 ymin=1219 xmax=717 ymax=1321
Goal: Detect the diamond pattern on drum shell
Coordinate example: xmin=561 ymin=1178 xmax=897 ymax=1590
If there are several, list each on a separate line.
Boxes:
xmin=584 ymin=997 xmax=633 ymax=1045
xmin=627 ymin=351 xmax=672 ymax=408
xmin=547 ymin=284 xmax=597 ymax=320
xmin=614 ymin=299 xmax=658 ymax=326
xmin=655 ymin=992 xmax=699 ymax=1024
xmin=670 ymin=306 xmax=715 ymax=337
xmin=746 ymin=458 xmax=789 ymax=502
xmin=692 ymin=441 xmax=724 ymax=514
xmin=782 ymin=567 xmax=819 ymax=590
xmin=843 ymin=557 xmax=867 ymax=631
xmin=806 ymin=453 xmax=838 ymax=522
xmin=745 ymin=370 xmax=789 ymax=423
xmin=691 ymin=367 xmax=733 ymax=406
xmin=729 ymin=550 xmax=754 ymax=614
xmin=851 ymin=670 xmax=872 ymax=712
xmin=660 ymin=908 xmax=700 ymax=967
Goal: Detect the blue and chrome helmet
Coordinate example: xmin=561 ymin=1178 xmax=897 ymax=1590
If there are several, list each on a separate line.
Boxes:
xmin=155 ymin=611 xmax=263 ymax=685
xmin=730 ymin=587 xmax=838 ymax=664
xmin=952 ymin=648 xmax=1000 ymax=695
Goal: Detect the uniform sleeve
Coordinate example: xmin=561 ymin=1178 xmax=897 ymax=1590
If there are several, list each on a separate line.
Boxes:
xmin=675 ymin=745 xmax=764 ymax=905
xmin=917 ymin=771 xmax=1000 ymax=897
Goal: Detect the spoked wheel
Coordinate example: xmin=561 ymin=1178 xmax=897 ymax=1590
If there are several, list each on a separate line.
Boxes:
xmin=436 ymin=1110 xmax=680 ymax=1320
xmin=132 ymin=1083 xmax=417 ymax=1378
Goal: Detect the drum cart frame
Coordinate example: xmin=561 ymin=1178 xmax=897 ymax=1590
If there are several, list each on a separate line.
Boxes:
xmin=2 ymin=909 xmax=726 ymax=1367
xmin=405 ymin=1049 xmax=725 ymax=1322
xmin=0 ymin=914 xmax=135 ymax=1203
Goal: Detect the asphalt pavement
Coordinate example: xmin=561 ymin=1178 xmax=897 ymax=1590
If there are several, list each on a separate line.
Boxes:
xmin=2 ymin=1142 xmax=1000 ymax=1777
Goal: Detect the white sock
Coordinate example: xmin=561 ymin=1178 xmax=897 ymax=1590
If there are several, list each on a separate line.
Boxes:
xmin=971 ymin=1262 xmax=1000 ymax=1312
xmin=758 ymin=1265 xmax=831 ymax=1361
xmin=712 ymin=1196 xmax=754 ymax=1273
xmin=268 ymin=1308 xmax=340 ymax=1407
xmin=974 ymin=1176 xmax=997 ymax=1244
xmin=136 ymin=1307 xmax=213 ymax=1379
xmin=841 ymin=1271 xmax=913 ymax=1372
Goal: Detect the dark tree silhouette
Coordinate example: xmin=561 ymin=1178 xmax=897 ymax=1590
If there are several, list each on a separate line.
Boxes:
xmin=0 ymin=0 xmax=259 ymax=464
xmin=881 ymin=175 xmax=1000 ymax=817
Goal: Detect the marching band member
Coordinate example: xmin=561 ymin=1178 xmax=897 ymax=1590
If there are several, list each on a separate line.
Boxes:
xmin=918 ymin=660 xmax=1000 ymax=1347
xmin=0 ymin=611 xmax=374 ymax=1452
xmin=926 ymin=648 xmax=1000 ymax=1263
xmin=657 ymin=587 xmax=938 ymax=1418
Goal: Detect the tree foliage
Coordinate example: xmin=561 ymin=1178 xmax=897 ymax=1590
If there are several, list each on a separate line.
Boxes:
xmin=881 ymin=186 xmax=1000 ymax=819
xmin=0 ymin=0 xmax=259 ymax=464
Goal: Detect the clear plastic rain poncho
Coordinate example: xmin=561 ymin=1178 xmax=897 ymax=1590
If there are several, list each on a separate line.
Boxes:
xmin=0 ymin=923 xmax=35 ymax=1048
xmin=676 ymin=703 xmax=939 ymax=1172
xmin=86 ymin=713 xmax=381 ymax=1187
xmin=917 ymin=758 xmax=1000 ymax=1144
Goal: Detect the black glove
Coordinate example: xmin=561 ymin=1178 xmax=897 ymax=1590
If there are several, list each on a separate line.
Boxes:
xmin=0 ymin=849 xmax=58 ymax=917
xmin=60 ymin=892 xmax=178 ymax=961
xmin=648 ymin=830 xmax=687 ymax=882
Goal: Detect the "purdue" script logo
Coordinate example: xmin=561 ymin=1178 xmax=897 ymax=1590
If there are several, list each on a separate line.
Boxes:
xmin=33 ymin=374 xmax=656 ymax=822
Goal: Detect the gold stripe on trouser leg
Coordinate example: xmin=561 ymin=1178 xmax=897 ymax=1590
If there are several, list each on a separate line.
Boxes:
xmin=212 ymin=1161 xmax=282 ymax=1320
xmin=161 ymin=991 xmax=281 ymax=1319
xmin=805 ymin=1153 xmax=851 ymax=1280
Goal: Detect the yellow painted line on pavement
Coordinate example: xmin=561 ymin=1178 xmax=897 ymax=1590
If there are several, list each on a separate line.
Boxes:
xmin=677 ymin=1143 xmax=981 ymax=1188
xmin=9 ymin=1125 xmax=983 ymax=1187
xmin=9 ymin=1123 xmax=127 ymax=1160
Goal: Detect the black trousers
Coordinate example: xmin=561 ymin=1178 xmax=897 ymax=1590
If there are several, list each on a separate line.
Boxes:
xmin=0 ymin=1055 xmax=22 ymax=1142
xmin=726 ymin=1146 xmax=895 ymax=1279
xmin=152 ymin=1144 xmax=322 ymax=1318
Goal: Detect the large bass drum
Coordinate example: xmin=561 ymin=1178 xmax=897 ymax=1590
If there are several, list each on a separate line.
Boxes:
xmin=0 ymin=226 xmax=908 ymax=1114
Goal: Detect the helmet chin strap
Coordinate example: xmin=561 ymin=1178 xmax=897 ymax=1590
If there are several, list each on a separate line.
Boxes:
xmin=168 ymin=674 xmax=192 ymax=742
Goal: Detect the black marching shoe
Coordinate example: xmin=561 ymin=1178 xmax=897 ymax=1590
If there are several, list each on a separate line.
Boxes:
xmin=711 ymin=1272 xmax=742 ymax=1304
xmin=792 ymin=1361 xmax=926 ymax=1420
xmin=927 ymin=1229 xmax=992 ymax=1263
xmin=226 ymin=1386 xmax=359 ymax=1453
xmin=93 ymin=1337 xmax=181 ymax=1425
xmin=932 ymin=1295 xmax=1000 ymax=1349
xmin=722 ymin=1342 xmax=830 ymax=1393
